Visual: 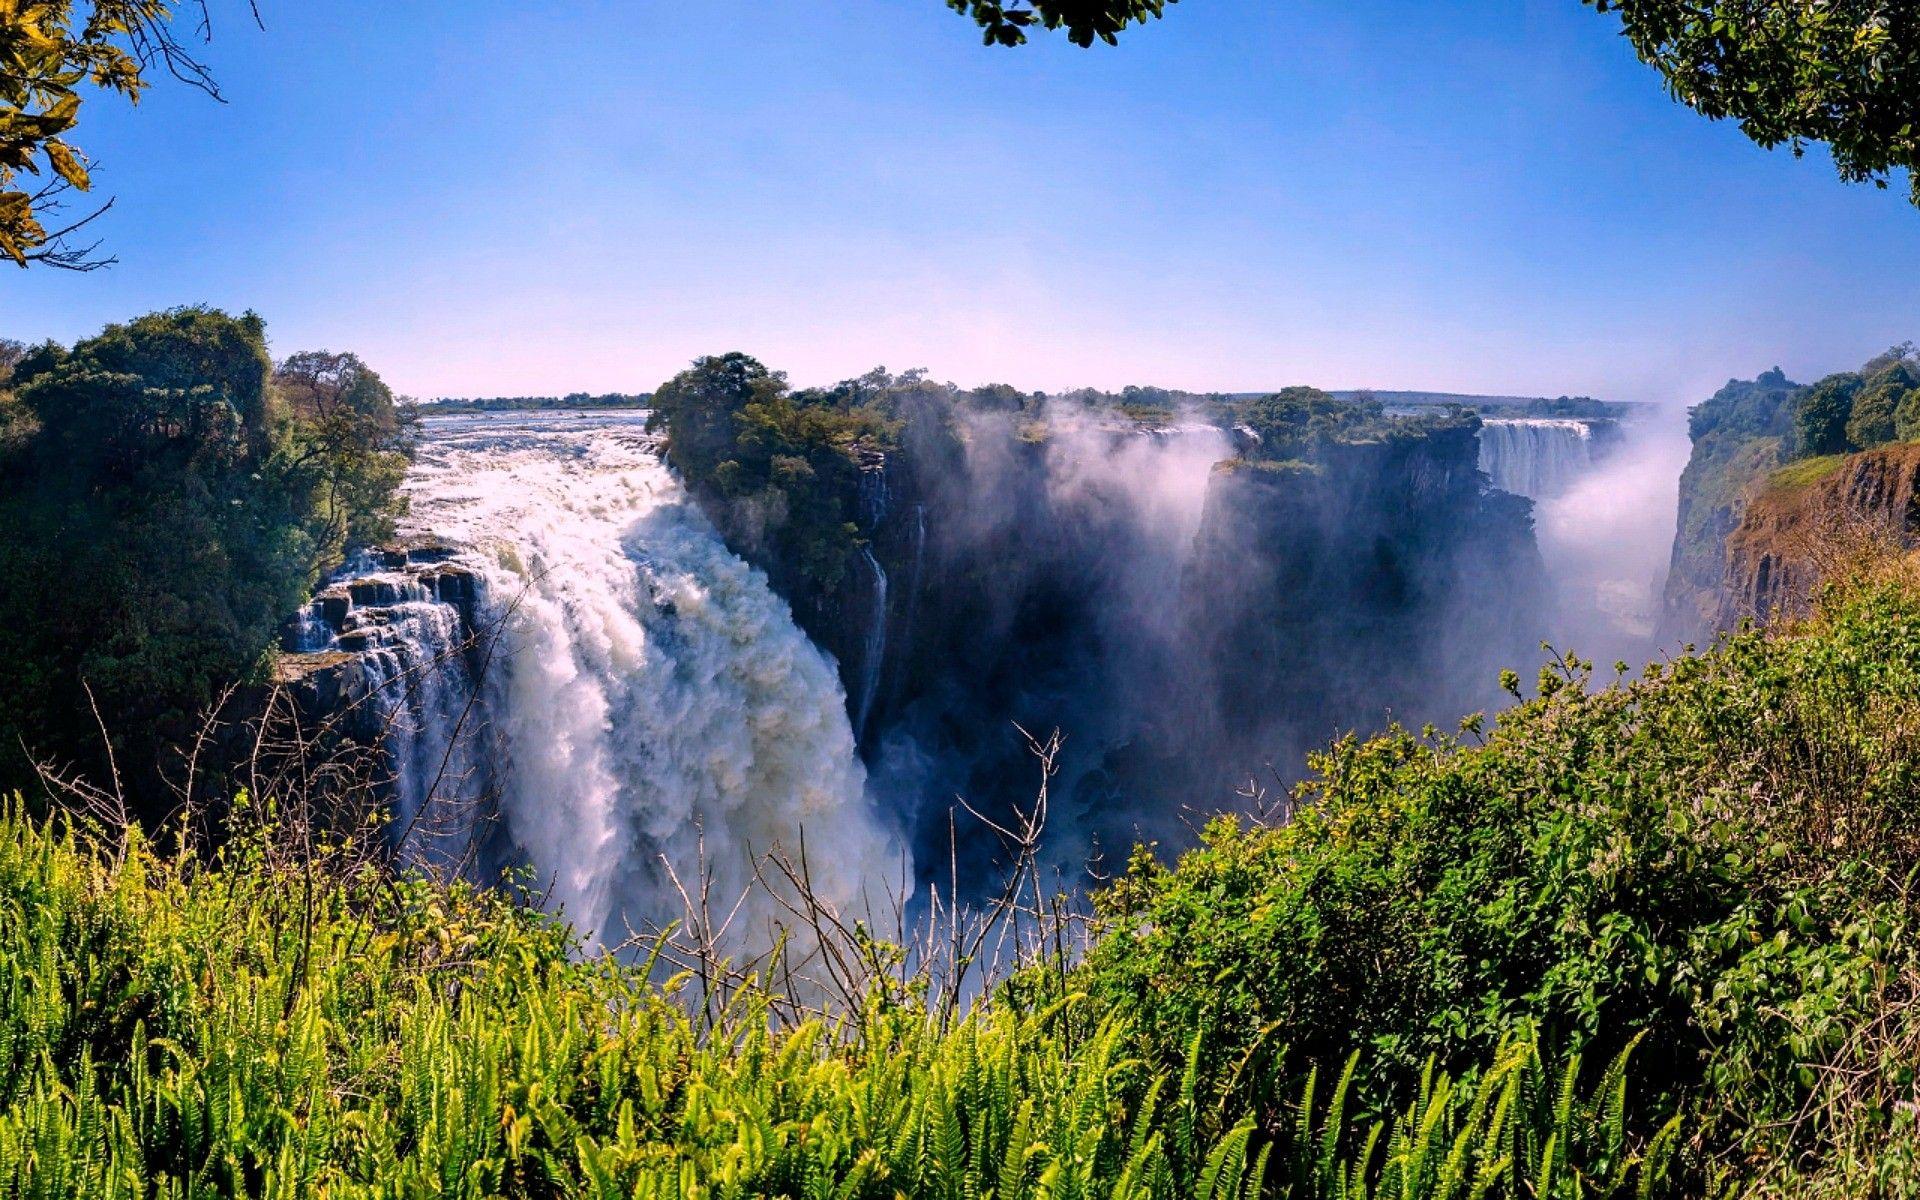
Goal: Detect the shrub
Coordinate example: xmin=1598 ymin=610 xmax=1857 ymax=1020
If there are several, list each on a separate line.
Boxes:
xmin=1084 ymin=558 xmax=1920 ymax=1187
xmin=0 ymin=798 xmax=1677 ymax=1198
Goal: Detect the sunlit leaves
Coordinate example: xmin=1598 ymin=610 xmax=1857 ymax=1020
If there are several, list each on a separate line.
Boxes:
xmin=0 ymin=0 xmax=191 ymax=267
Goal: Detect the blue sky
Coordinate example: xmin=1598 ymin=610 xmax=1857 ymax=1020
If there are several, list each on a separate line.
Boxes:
xmin=6 ymin=0 xmax=1919 ymax=403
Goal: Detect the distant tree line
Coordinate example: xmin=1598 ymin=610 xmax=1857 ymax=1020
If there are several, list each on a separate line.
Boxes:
xmin=0 ymin=307 xmax=412 ymax=813
xmin=414 ymin=392 xmax=650 ymax=414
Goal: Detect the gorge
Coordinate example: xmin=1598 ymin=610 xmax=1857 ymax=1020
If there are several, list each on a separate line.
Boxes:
xmin=284 ymin=384 xmax=1673 ymax=940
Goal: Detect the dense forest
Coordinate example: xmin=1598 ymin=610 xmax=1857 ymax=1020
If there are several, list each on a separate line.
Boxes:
xmin=0 ymin=309 xmax=412 ymax=817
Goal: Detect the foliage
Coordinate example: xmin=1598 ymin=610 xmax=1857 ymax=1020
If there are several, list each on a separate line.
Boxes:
xmin=1789 ymin=347 xmax=1920 ymax=458
xmin=1843 ymin=374 xmax=1900 ymax=450
xmin=0 ymin=339 xmax=37 ymax=457
xmin=0 ymin=794 xmax=1677 ymax=1199
xmin=1584 ymin=0 xmax=1920 ymax=207
xmin=1084 ymin=557 xmax=1920 ymax=1190
xmin=1669 ymin=346 xmax=1920 ymax=639
xmin=1229 ymin=388 xmax=1477 ymax=465
xmin=1794 ymin=373 xmax=1861 ymax=457
xmin=647 ymin=353 xmax=895 ymax=593
xmin=0 ymin=309 xmax=409 ymax=813
xmin=273 ymin=350 xmax=414 ymax=554
xmin=25 ymin=553 xmax=1920 ymax=1195
xmin=945 ymin=0 xmax=1177 ymax=47
xmin=0 ymin=0 xmax=219 ymax=268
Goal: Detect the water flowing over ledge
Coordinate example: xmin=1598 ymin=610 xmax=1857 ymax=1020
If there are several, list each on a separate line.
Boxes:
xmin=291 ymin=412 xmax=900 ymax=951
xmin=1477 ymin=418 xmax=1595 ymax=500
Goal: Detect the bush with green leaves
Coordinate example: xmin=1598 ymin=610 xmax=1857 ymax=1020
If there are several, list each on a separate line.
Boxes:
xmin=1790 ymin=345 xmax=1920 ymax=458
xmin=1084 ymin=554 xmax=1920 ymax=1193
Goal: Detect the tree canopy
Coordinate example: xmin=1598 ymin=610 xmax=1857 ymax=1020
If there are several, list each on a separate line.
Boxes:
xmin=945 ymin=0 xmax=1175 ymax=47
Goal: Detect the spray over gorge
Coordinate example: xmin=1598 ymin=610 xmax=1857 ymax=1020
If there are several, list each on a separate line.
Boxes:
xmin=279 ymin=376 xmax=1696 ymax=939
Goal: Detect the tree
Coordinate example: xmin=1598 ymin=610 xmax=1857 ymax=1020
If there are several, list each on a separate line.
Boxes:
xmin=967 ymin=382 xmax=1029 ymax=413
xmin=0 ymin=339 xmax=35 ymax=459
xmin=0 ymin=308 xmax=411 ymax=811
xmin=1232 ymin=386 xmax=1392 ymax=461
xmin=0 ymin=308 xmax=297 ymax=802
xmin=0 ymin=0 xmax=231 ymax=269
xmin=1794 ymin=372 xmax=1862 ymax=457
xmin=274 ymin=350 xmax=414 ymax=560
xmin=954 ymin=1 xmax=1920 ymax=209
xmin=646 ymin=352 xmax=788 ymax=484
xmin=1845 ymin=378 xmax=1899 ymax=450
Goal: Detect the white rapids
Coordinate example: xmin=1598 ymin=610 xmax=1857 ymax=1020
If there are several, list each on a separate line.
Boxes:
xmin=382 ymin=411 xmax=899 ymax=950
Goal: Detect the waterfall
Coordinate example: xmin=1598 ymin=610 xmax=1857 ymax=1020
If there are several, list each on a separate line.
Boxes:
xmin=854 ymin=546 xmax=888 ymax=739
xmin=317 ymin=412 xmax=898 ymax=951
xmin=858 ymin=462 xmax=891 ymax=528
xmin=349 ymin=598 xmax=494 ymax=843
xmin=1478 ymin=419 xmax=1594 ymax=499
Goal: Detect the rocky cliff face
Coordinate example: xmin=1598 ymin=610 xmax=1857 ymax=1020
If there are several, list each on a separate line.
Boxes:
xmin=1659 ymin=370 xmax=1802 ymax=643
xmin=1183 ymin=425 xmax=1545 ymax=778
xmin=738 ymin=414 xmax=1548 ymax=872
xmin=1717 ymin=444 xmax=1920 ymax=628
xmin=272 ymin=540 xmax=486 ymax=747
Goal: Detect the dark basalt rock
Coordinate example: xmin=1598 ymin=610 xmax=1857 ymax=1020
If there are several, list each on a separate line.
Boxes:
xmin=273 ymin=543 xmax=488 ymax=743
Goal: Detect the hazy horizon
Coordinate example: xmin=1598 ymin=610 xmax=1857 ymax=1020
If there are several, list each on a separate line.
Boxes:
xmin=7 ymin=0 xmax=1917 ymax=406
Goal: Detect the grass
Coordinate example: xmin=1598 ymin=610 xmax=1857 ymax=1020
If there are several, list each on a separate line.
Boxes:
xmin=1767 ymin=452 xmax=1848 ymax=491
xmin=0 ymin=797 xmax=1680 ymax=1198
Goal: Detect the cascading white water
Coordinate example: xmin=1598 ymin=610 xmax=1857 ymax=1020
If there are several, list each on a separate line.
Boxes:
xmin=349 ymin=599 xmax=494 ymax=841
xmin=854 ymin=546 xmax=887 ymax=739
xmin=1478 ymin=418 xmax=1594 ymax=499
xmin=357 ymin=411 xmax=897 ymax=949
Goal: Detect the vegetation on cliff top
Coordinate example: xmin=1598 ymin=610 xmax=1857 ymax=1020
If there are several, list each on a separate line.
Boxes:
xmin=1665 ymin=345 xmax=1920 ymax=638
xmin=0 ymin=309 xmax=412 ymax=815
xmin=646 ymin=358 xmax=1490 ymax=602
